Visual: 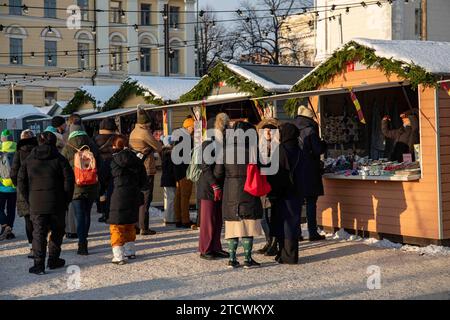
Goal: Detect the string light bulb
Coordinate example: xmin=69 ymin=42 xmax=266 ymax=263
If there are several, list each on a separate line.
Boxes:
xmin=22 ymin=5 xmax=28 ymax=14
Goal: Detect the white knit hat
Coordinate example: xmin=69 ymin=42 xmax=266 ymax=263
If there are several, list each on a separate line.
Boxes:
xmin=297 ymin=105 xmax=315 ymax=119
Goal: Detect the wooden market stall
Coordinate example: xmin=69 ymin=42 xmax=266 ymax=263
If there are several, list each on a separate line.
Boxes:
xmin=257 ymin=38 xmax=450 ymax=246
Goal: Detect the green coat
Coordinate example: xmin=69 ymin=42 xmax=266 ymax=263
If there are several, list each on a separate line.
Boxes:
xmin=62 ymin=133 xmax=102 ymax=201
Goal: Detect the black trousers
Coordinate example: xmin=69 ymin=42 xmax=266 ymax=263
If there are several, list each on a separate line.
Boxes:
xmin=24 ymin=215 xmax=33 ymax=244
xmin=31 ymin=214 xmax=65 ymax=266
xmin=138 ymin=175 xmax=154 ymax=230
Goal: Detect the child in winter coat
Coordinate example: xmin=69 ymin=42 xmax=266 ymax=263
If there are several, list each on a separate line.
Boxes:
xmin=108 ymin=135 xmax=148 ymax=265
xmin=160 ymin=135 xmax=176 ymax=225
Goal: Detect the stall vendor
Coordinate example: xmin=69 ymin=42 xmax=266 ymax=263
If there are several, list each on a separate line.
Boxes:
xmin=381 ymin=109 xmax=419 ymax=163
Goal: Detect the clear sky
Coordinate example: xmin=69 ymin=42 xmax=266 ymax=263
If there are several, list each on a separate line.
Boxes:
xmin=198 ymin=0 xmax=242 ymax=21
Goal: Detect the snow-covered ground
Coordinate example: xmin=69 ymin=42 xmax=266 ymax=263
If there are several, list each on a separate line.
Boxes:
xmin=1 ymin=209 xmax=449 ymax=300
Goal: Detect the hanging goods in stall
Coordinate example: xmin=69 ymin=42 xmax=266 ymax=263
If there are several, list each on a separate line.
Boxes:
xmin=441 ymin=82 xmax=450 ymax=96
xmin=251 ymin=99 xmax=273 ymax=119
xmin=349 ymin=89 xmax=366 ymax=124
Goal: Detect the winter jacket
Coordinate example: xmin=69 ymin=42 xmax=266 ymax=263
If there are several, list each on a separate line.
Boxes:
xmin=0 ymin=141 xmax=17 ymax=193
xmin=107 ymin=149 xmax=149 ymax=225
xmin=54 ymin=131 xmax=65 ymax=153
xmin=10 ymin=137 xmax=38 ymax=217
xmin=214 ymin=138 xmax=263 ymax=221
xmin=382 ymin=115 xmax=419 ymax=162
xmin=197 ymin=139 xmax=223 ymax=201
xmin=173 ymin=129 xmax=193 ymax=181
xmin=17 ymin=144 xmax=74 ymax=216
xmin=94 ymin=130 xmax=117 ymax=194
xmin=129 ymin=123 xmax=162 ymax=175
xmin=294 ymin=116 xmax=326 ymax=197
xmin=62 ymin=132 xmax=102 ymax=201
xmin=160 ymin=146 xmax=176 ymax=187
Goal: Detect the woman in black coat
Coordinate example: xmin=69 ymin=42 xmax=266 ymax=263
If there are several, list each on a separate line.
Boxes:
xmin=107 ymin=135 xmax=148 ymax=265
xmin=10 ymin=130 xmax=37 ymax=257
xmin=214 ymin=121 xmax=263 ymax=269
xmin=294 ymin=106 xmax=327 ymax=241
xmin=270 ymin=123 xmax=303 ymax=264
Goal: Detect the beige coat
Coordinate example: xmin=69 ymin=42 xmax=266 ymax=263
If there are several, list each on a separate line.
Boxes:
xmin=129 ymin=123 xmax=162 ymax=175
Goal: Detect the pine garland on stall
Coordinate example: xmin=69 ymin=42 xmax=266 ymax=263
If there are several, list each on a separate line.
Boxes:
xmin=180 ymin=62 xmax=269 ymax=103
xmin=62 ymin=90 xmax=95 ymax=115
xmin=284 ymin=41 xmax=438 ymax=116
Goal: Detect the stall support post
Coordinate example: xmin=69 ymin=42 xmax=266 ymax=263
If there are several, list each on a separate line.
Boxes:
xmin=272 ymin=100 xmax=278 ymax=118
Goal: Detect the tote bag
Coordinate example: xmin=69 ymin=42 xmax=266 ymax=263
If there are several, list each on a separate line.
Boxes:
xmin=244 ymin=163 xmax=271 ymax=197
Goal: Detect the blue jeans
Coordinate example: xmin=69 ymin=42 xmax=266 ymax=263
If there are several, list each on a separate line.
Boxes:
xmin=305 ymin=196 xmax=319 ymax=236
xmin=0 ymin=192 xmax=16 ymax=228
xmin=72 ymin=198 xmax=94 ymax=244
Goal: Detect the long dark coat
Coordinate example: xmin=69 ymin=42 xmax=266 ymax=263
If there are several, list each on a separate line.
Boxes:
xmin=10 ymin=137 xmax=37 ymax=217
xmin=160 ymin=146 xmax=176 ymax=188
xmin=197 ymin=139 xmax=223 ymax=201
xmin=17 ymin=144 xmax=74 ymax=216
xmin=94 ymin=132 xmax=117 ymax=194
xmin=294 ymin=116 xmax=326 ymax=197
xmin=213 ymin=139 xmax=263 ymax=221
xmin=107 ymin=149 xmax=149 ymax=225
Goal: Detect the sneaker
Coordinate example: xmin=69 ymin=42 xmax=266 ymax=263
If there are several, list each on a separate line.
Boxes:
xmin=243 ymin=259 xmax=261 ymax=269
xmin=77 ymin=242 xmax=89 ymax=255
xmin=66 ymin=233 xmax=78 ymax=239
xmin=140 ymin=229 xmax=156 ymax=235
xmin=256 ymin=242 xmax=270 ymax=254
xmin=213 ymin=250 xmax=230 ymax=259
xmin=47 ymin=258 xmax=66 ymax=270
xmin=29 ymin=265 xmax=45 ymax=275
xmin=126 ymin=254 xmax=136 ymax=260
xmin=227 ymin=260 xmax=240 ymax=269
xmin=27 ymin=248 xmax=34 ymax=259
xmin=5 ymin=231 xmax=15 ymax=240
xmin=200 ymin=253 xmax=216 ymax=260
xmin=0 ymin=226 xmax=11 ymax=241
xmin=309 ymin=234 xmax=326 ymax=241
xmin=112 ymin=260 xmax=127 ymax=265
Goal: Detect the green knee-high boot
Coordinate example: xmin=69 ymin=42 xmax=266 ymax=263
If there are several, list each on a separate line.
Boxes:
xmin=228 ymin=238 xmax=239 ymax=262
xmin=242 ymin=237 xmax=254 ymax=263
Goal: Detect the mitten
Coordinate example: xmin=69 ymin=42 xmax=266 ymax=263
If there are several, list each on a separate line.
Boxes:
xmin=211 ymin=184 xmax=222 ymax=201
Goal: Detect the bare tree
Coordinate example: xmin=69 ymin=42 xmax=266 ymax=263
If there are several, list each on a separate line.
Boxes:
xmin=233 ymin=0 xmax=312 ymax=65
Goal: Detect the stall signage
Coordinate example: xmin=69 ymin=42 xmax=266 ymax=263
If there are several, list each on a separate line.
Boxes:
xmin=7 ymin=118 xmax=22 ymax=130
xmin=346 ymin=61 xmax=355 ymax=73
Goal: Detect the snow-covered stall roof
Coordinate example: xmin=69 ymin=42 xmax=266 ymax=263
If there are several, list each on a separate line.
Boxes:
xmin=224 ymin=62 xmax=312 ymax=93
xmin=128 ymin=76 xmax=200 ymax=102
xmin=294 ymin=38 xmax=450 ymax=88
xmin=80 ymin=85 xmax=121 ymax=108
xmin=0 ymin=104 xmax=49 ymax=120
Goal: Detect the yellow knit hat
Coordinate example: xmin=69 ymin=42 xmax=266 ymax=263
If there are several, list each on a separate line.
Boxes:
xmin=183 ymin=117 xmax=195 ymax=129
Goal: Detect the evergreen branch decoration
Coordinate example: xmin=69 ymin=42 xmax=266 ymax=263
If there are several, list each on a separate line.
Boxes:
xmin=180 ymin=62 xmax=270 ymax=103
xmin=62 ymin=90 xmax=95 ymax=115
xmin=284 ymin=41 xmax=439 ymax=116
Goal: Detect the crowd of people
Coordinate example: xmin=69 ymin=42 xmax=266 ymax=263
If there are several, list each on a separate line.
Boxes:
xmin=0 ymin=105 xmax=327 ymax=275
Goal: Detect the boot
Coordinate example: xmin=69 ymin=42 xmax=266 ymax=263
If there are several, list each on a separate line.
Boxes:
xmin=256 ymin=238 xmax=271 ymax=254
xmin=47 ymin=258 xmax=66 ymax=270
xmin=27 ymin=247 xmax=34 ymax=259
xmin=112 ymin=246 xmax=126 ymax=265
xmin=77 ymin=242 xmax=89 ymax=255
xmin=124 ymin=242 xmax=136 ymax=259
xmin=29 ymin=264 xmax=45 ymax=275
xmin=264 ymin=238 xmax=278 ymax=256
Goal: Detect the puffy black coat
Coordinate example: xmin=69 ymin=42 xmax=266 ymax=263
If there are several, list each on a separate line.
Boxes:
xmin=160 ymin=146 xmax=176 ymax=187
xmin=17 ymin=144 xmax=74 ymax=216
xmin=173 ymin=131 xmax=193 ymax=181
xmin=107 ymin=149 xmax=149 ymax=225
xmin=94 ymin=132 xmax=117 ymax=194
xmin=294 ymin=116 xmax=326 ymax=197
xmin=10 ymin=137 xmax=38 ymax=217
xmin=214 ymin=140 xmax=263 ymax=221
xmin=197 ymin=139 xmax=223 ymax=201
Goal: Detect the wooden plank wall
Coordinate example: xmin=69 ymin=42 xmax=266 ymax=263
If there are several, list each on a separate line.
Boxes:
xmin=438 ymin=89 xmax=450 ymax=239
xmin=313 ymin=68 xmax=440 ymax=240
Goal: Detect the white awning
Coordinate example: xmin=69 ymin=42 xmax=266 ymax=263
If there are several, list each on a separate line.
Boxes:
xmin=82 ymin=107 xmax=137 ymax=121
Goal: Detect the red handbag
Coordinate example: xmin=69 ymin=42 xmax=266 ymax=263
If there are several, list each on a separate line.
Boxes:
xmin=244 ymin=164 xmax=272 ymax=197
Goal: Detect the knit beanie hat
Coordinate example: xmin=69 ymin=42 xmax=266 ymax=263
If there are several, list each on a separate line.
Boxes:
xmin=99 ymin=118 xmax=118 ymax=131
xmin=1 ymin=129 xmax=13 ymax=142
xmin=20 ymin=129 xmax=35 ymax=139
xmin=137 ymin=108 xmax=150 ymax=124
xmin=51 ymin=116 xmax=65 ymax=128
xmin=183 ymin=117 xmax=195 ymax=129
xmin=44 ymin=126 xmax=58 ymax=134
xmin=297 ymin=105 xmax=315 ymax=119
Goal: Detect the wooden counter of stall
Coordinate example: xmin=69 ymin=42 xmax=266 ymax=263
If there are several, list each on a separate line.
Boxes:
xmin=255 ymin=73 xmax=450 ymax=246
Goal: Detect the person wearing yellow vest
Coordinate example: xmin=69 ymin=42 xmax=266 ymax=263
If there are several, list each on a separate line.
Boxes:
xmin=0 ymin=129 xmax=17 ymax=241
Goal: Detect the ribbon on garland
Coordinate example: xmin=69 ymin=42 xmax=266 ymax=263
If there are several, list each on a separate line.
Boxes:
xmin=201 ymin=98 xmax=207 ymax=140
xmin=252 ymin=99 xmax=274 ymax=119
xmin=441 ymin=82 xmax=450 ymax=96
xmin=349 ymin=88 xmax=366 ymax=124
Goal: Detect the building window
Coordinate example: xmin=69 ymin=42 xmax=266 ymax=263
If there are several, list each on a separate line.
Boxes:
xmin=141 ymin=4 xmax=151 ymax=26
xmin=169 ymin=49 xmax=179 ymax=74
xmin=140 ymin=47 xmax=151 ymax=72
xmin=45 ymin=40 xmax=57 ymax=67
xmin=9 ymin=0 xmax=22 ymax=15
xmin=77 ymin=0 xmax=89 ymax=21
xmin=111 ymin=46 xmax=123 ymax=71
xmin=9 ymin=89 xmax=23 ymax=104
xmin=78 ymin=42 xmax=89 ymax=69
xmin=169 ymin=6 xmax=180 ymax=29
xmin=9 ymin=38 xmax=23 ymax=65
xmin=44 ymin=91 xmax=57 ymax=106
xmin=415 ymin=8 xmax=422 ymax=37
xmin=44 ymin=0 xmax=56 ymax=18
xmin=111 ymin=1 xmax=123 ymax=23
